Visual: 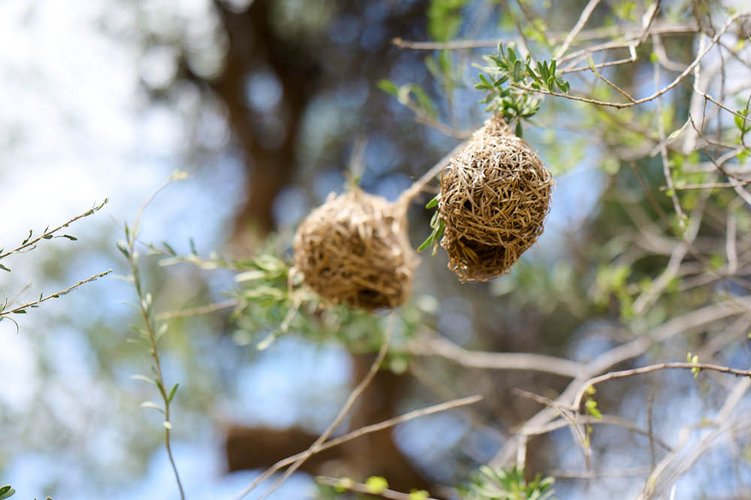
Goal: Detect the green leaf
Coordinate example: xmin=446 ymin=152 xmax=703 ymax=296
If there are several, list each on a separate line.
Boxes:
xmin=546 ymin=76 xmax=556 ymax=91
xmin=131 ymin=374 xmax=157 ymax=385
xmin=427 ymin=0 xmax=468 ymax=41
xmin=257 ymin=331 xmax=279 ymax=351
xmin=425 ymin=194 xmax=439 ymax=209
xmin=167 ymin=383 xmax=180 ymax=404
xmin=585 ymin=399 xmax=602 ymax=419
xmin=409 ymin=85 xmax=438 ymax=119
xmin=417 ymin=237 xmax=433 ymax=253
xmin=116 ymin=240 xmax=130 ymax=259
xmin=409 ymin=490 xmax=429 ymax=500
xmin=377 ymin=79 xmax=399 ymax=97
xmin=476 ymin=73 xmax=492 ymax=90
xmin=538 ymin=60 xmax=549 ymax=81
xmin=162 ymin=241 xmax=177 ymax=255
xmin=418 ymin=218 xmax=444 ymax=254
xmin=0 ymin=485 xmax=15 ymax=500
xmin=735 ymin=109 xmax=750 ymax=132
xmin=0 ymin=263 xmax=10 ymax=272
xmin=141 ymin=401 xmax=165 ymax=414
xmin=524 ymin=61 xmax=538 ymax=81
xmin=512 ymin=59 xmax=523 ymax=81
xmin=235 ymin=270 xmax=267 ymax=282
xmin=365 ymin=476 xmax=388 ymax=494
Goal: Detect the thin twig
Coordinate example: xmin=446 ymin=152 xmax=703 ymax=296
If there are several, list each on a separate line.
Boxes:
xmin=520 ymin=412 xmax=672 ymax=451
xmin=397 ymin=140 xmax=469 ymax=206
xmin=573 ymin=362 xmax=751 ymax=411
xmin=653 ymin=31 xmax=686 ymax=222
xmin=550 ymin=466 xmax=652 ymax=479
xmin=519 ymin=12 xmax=750 ymax=109
xmin=491 ymin=297 xmax=751 ymax=467
xmin=647 ymin=386 xmax=657 ymax=469
xmin=409 ymin=331 xmax=585 ymax=378
xmin=392 ymin=24 xmax=698 ymax=52
xmin=123 ymin=174 xmax=188 ymax=500
xmin=316 ymin=476 xmax=438 ymax=500
xmin=726 ymin=201 xmax=739 ymax=274
xmin=156 ymin=299 xmax=237 ymax=320
xmin=391 ymin=37 xmax=499 ymax=50
xmin=0 ymin=199 xmax=108 ymax=262
xmin=243 ymin=318 xmax=395 ymax=500
xmin=671 ymin=180 xmax=751 ymax=190
xmin=586 ymin=55 xmax=637 ymax=102
xmin=640 ymin=379 xmax=751 ymax=498
xmin=512 ymin=389 xmax=590 ymax=468
xmin=631 ymin=203 xmax=703 ymax=315
xmin=554 ymin=0 xmax=602 ymax=60
xmin=0 ymin=270 xmax=112 ymax=319
xmin=232 ymin=394 xmax=482 ymax=500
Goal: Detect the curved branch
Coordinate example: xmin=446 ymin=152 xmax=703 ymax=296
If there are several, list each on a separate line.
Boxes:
xmin=572 ymin=361 xmax=751 ymax=411
xmin=408 ymin=331 xmax=585 ymax=378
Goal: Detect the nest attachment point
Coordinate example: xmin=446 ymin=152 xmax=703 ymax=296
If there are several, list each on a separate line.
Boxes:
xmin=293 ymin=189 xmax=418 ymax=311
xmin=439 ymin=115 xmax=553 ymax=282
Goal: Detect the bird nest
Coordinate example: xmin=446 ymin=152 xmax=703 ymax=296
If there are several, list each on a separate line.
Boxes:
xmin=439 ymin=115 xmax=553 ymax=282
xmin=293 ymin=189 xmax=417 ymax=311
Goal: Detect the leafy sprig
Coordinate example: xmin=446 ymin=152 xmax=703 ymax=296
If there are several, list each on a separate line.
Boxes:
xmin=0 ymin=200 xmax=110 ymax=332
xmin=0 ymin=199 xmax=108 ymax=272
xmin=417 ymin=194 xmax=444 ymax=254
xmin=463 ymin=465 xmax=555 ymax=500
xmin=151 ymin=243 xmax=423 ymax=355
xmin=118 ymin=179 xmax=186 ymax=500
xmin=687 ymin=352 xmax=701 ymax=379
xmin=475 ymin=43 xmax=569 ymax=136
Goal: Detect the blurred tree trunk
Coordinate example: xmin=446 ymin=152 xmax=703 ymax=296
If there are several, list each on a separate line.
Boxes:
xmin=211 ymin=0 xmax=316 ymax=241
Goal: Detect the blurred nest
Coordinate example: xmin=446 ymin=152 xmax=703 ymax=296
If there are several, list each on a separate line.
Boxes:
xmin=293 ymin=189 xmax=418 ymax=311
xmin=439 ymin=115 xmax=553 ymax=282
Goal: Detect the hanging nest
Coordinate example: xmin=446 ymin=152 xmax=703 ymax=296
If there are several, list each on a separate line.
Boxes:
xmin=293 ymin=189 xmax=418 ymax=311
xmin=439 ymin=115 xmax=553 ymax=282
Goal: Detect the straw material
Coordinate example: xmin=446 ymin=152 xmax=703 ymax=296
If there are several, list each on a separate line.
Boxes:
xmin=439 ymin=115 xmax=553 ymax=282
xmin=293 ymin=189 xmax=418 ymax=311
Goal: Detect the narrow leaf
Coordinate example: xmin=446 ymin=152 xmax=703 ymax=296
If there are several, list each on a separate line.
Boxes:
xmin=425 ymin=195 xmax=439 ymax=209
xmin=377 ymin=79 xmax=399 ymax=96
xmin=167 ymin=383 xmax=179 ymax=404
xmin=141 ymin=401 xmax=165 ymax=414
xmin=131 ymin=374 xmax=157 ymax=385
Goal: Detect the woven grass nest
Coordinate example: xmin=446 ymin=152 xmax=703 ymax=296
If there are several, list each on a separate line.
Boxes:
xmin=439 ymin=115 xmax=553 ymax=282
xmin=293 ymin=189 xmax=417 ymax=311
